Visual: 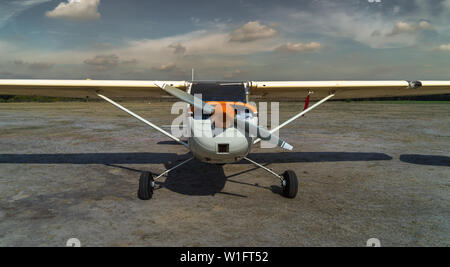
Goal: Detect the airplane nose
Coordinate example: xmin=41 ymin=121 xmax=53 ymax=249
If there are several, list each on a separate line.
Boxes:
xmin=211 ymin=103 xmax=235 ymax=129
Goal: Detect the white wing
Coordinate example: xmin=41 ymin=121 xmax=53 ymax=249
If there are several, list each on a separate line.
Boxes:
xmin=250 ymin=80 xmax=450 ymax=100
xmin=1 ymin=79 xmax=450 ymax=100
xmin=0 ymin=79 xmax=187 ymax=99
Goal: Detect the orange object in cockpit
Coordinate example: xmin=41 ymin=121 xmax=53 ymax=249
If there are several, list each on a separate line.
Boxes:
xmin=209 ymin=102 xmax=235 ymax=129
xmin=190 ymin=101 xmax=257 ymax=129
xmin=207 ymin=101 xmax=257 ymax=129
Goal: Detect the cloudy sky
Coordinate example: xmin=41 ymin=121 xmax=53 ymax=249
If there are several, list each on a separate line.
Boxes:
xmin=1 ymin=0 xmax=450 ymax=80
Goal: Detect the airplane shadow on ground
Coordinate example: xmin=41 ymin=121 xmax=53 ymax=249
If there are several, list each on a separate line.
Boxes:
xmin=400 ymin=154 xmax=450 ymax=167
xmin=0 ymin=151 xmax=392 ymax=165
xmin=0 ymin=151 xmax=392 ymax=197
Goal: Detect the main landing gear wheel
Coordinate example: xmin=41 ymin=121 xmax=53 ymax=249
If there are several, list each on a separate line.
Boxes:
xmin=138 ymin=172 xmax=154 ymax=200
xmin=282 ymin=170 xmax=298 ymax=198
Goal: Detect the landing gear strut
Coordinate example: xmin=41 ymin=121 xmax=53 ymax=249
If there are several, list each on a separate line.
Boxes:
xmin=244 ymin=157 xmax=299 ymax=198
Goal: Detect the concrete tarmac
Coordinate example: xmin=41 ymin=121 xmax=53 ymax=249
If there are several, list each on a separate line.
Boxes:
xmin=0 ymin=101 xmax=449 ymax=246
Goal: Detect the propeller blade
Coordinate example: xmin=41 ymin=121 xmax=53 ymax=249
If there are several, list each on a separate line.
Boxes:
xmin=234 ymin=116 xmax=293 ymax=150
xmin=154 ymin=81 xmax=215 ymax=114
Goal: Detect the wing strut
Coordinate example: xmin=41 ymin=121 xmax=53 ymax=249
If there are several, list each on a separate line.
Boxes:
xmin=254 ymin=93 xmax=335 ymax=145
xmin=96 ymin=93 xmax=189 ymax=149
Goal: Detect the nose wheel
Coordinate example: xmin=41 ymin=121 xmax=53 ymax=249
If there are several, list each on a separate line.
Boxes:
xmin=138 ymin=172 xmax=155 ymax=200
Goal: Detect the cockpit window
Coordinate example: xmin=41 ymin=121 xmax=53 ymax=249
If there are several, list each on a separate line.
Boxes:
xmin=190 ymin=82 xmax=246 ymax=102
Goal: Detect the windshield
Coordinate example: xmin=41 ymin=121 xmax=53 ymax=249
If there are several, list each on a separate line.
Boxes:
xmin=190 ymin=82 xmax=246 ymax=102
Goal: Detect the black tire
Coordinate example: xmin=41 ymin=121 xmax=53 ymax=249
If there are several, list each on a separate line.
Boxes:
xmin=138 ymin=172 xmax=154 ymax=200
xmin=282 ymin=170 xmax=298 ymax=198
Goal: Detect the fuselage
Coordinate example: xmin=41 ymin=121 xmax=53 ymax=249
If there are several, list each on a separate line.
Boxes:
xmin=188 ymin=101 xmax=258 ymax=164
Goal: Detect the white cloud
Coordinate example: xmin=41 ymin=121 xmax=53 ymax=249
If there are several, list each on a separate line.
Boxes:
xmin=3 ymin=27 xmax=277 ymax=68
xmin=112 ymin=28 xmax=279 ymax=62
xmin=274 ymin=42 xmax=322 ymax=53
xmin=436 ymin=44 xmax=450 ymax=51
xmin=289 ymin=7 xmax=436 ymax=49
xmin=419 ymin=21 xmax=432 ymax=30
xmin=387 ymin=21 xmax=417 ymax=36
xmin=153 ymin=62 xmax=176 ymax=72
xmin=0 ymin=20 xmax=317 ymax=78
xmin=46 ymin=0 xmax=101 ymax=21
xmin=229 ymin=21 xmax=277 ymax=42
xmin=386 ymin=21 xmax=432 ymax=37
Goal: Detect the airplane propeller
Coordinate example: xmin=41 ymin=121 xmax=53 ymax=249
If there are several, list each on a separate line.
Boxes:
xmin=154 ymin=82 xmax=293 ymax=150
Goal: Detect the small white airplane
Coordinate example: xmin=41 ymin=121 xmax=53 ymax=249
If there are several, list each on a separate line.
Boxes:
xmin=1 ymin=78 xmax=449 ymax=199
